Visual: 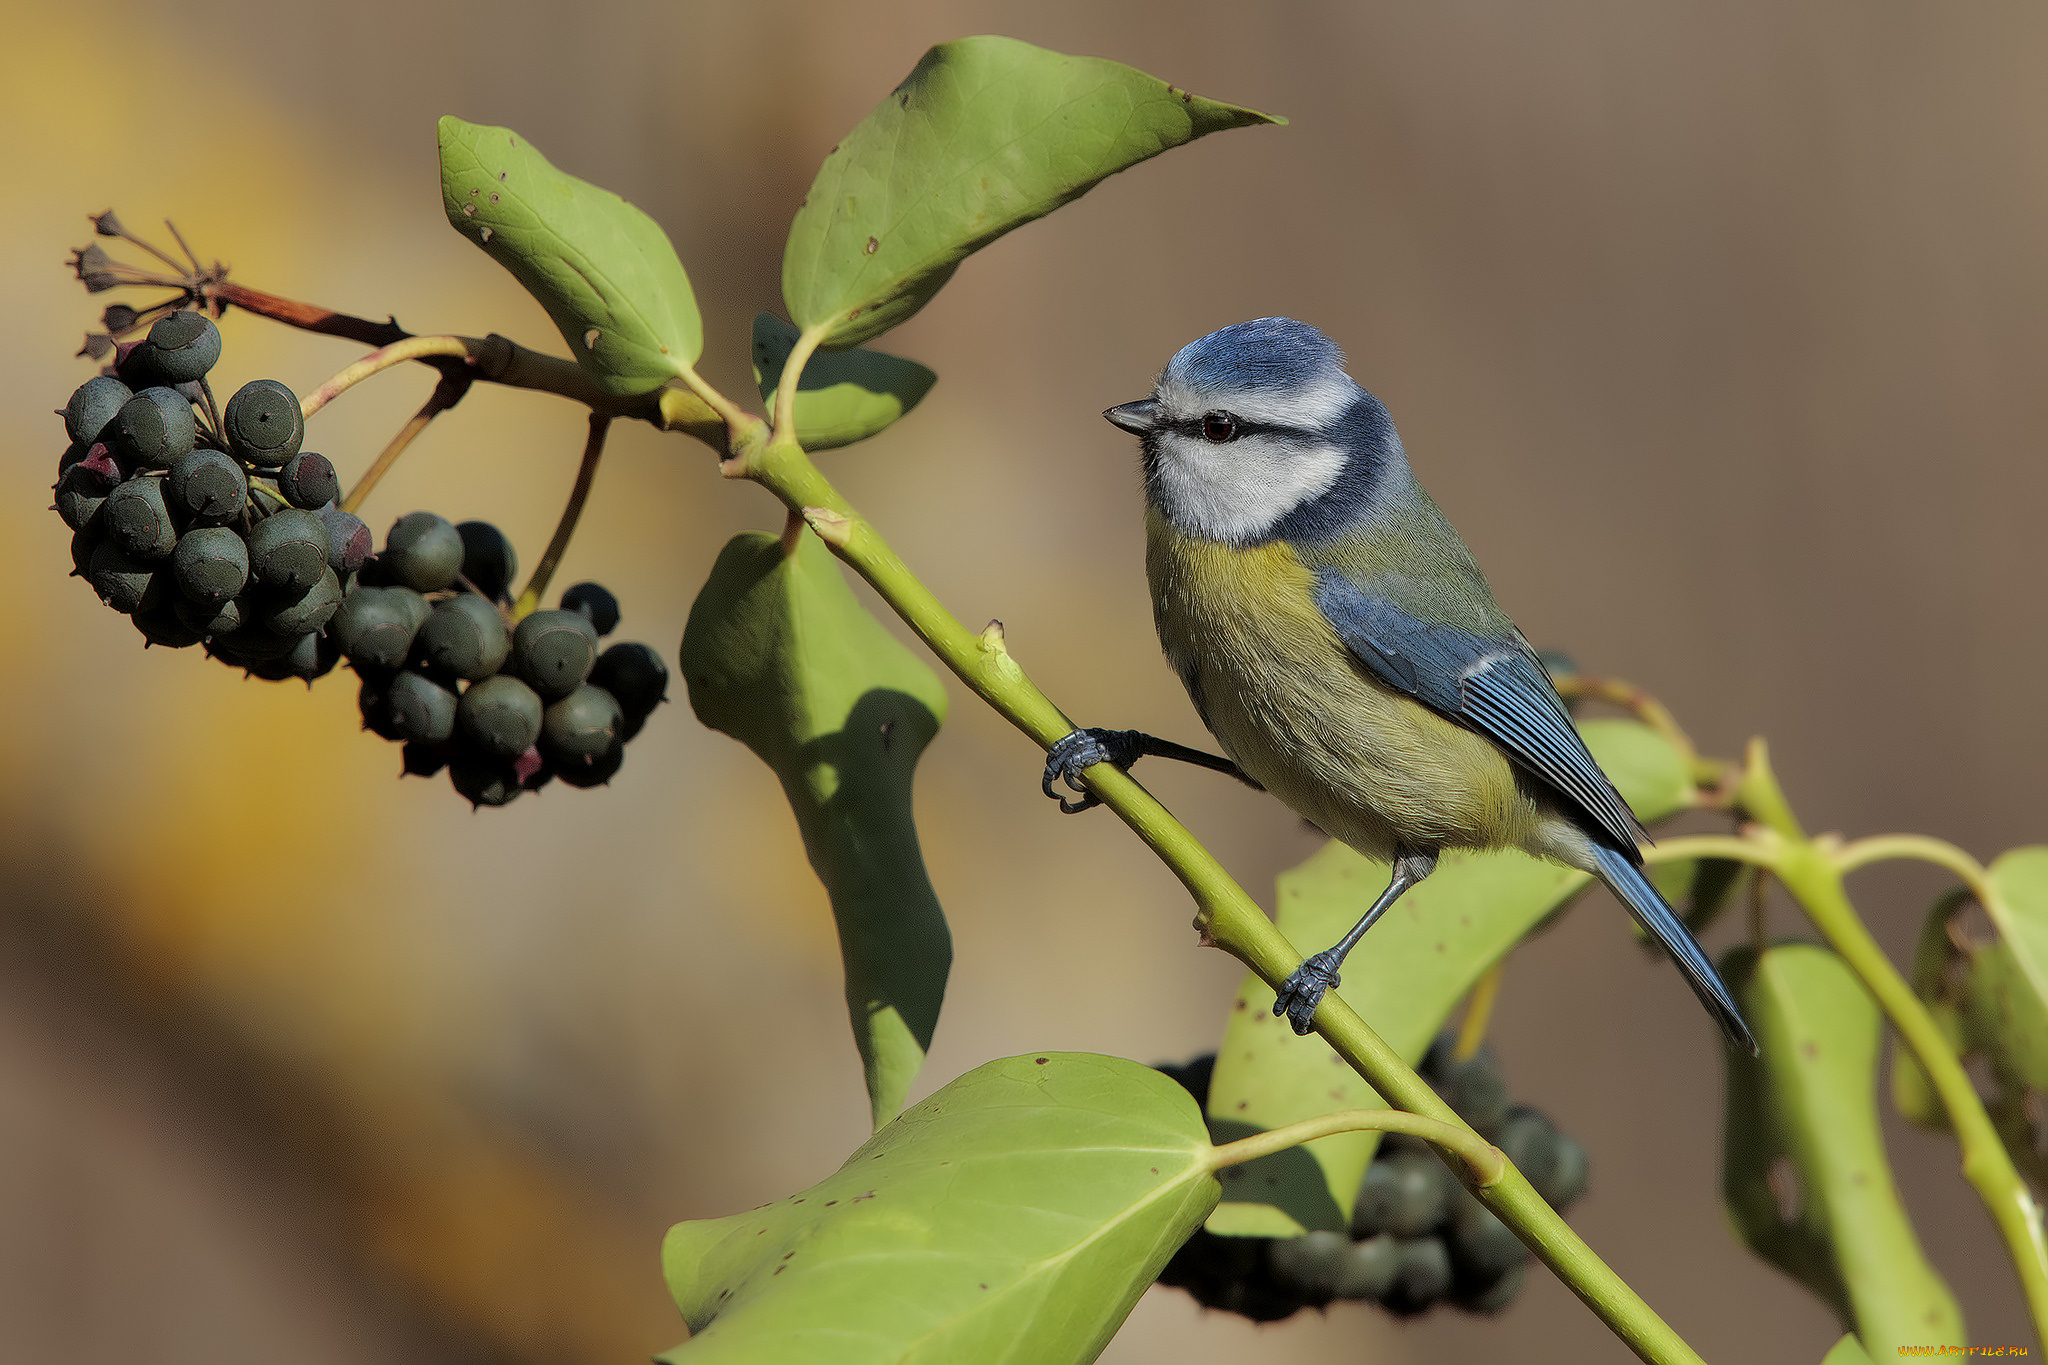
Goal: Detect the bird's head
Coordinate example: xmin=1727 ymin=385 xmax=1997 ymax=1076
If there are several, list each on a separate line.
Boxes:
xmin=1105 ymin=317 xmax=1404 ymax=546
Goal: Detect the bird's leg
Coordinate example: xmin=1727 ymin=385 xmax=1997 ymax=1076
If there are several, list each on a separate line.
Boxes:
xmin=1041 ymin=728 xmax=1253 ymax=814
xmin=1273 ymin=848 xmax=1440 ymax=1035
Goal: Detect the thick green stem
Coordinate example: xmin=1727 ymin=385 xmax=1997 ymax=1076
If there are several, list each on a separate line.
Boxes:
xmin=1653 ymin=832 xmax=2048 ymax=1342
xmin=744 ymin=436 xmax=1707 ymax=1365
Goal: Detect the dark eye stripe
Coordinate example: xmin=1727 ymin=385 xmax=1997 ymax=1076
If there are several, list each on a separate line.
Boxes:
xmin=1170 ymin=415 xmax=1319 ymax=444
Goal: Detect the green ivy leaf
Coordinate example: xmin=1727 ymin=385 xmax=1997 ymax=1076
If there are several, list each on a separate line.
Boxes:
xmin=782 ymin=36 xmax=1281 ymax=349
xmin=1890 ymin=866 xmax=2048 ymax=1184
xmin=1202 ymin=720 xmax=1687 ymax=1237
xmin=660 ymin=1053 xmax=1218 ymax=1363
xmin=438 ymin=116 xmax=703 ymax=396
xmin=1970 ymin=847 xmax=2048 ymax=1061
xmin=681 ymin=530 xmax=949 ymax=1128
xmin=752 ymin=314 xmax=936 ymax=450
xmin=1722 ymin=943 xmax=1965 ymax=1356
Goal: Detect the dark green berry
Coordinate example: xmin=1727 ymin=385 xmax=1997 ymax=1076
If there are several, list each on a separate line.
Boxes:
xmin=549 ymin=743 xmax=622 ymax=788
xmin=1535 ymin=1131 xmax=1587 ymax=1209
xmin=319 ymin=504 xmax=372 ymax=574
xmin=54 ymin=465 xmax=109 ymax=531
xmin=540 ymin=684 xmax=623 ymax=769
xmin=86 ymin=542 xmax=161 ymax=613
xmin=174 ymin=594 xmax=240 ymax=636
xmin=101 ymin=477 xmax=178 ymax=558
xmin=1428 ymin=1040 xmax=1511 ymax=1138
xmin=560 ymin=581 xmax=618 ymax=635
xmin=331 ymin=586 xmax=428 ymax=670
xmin=400 ymin=743 xmax=448 ymax=778
xmin=1384 ymin=1237 xmax=1453 ymax=1315
xmin=1353 ymin=1149 xmax=1453 ymax=1239
xmin=1496 ymin=1107 xmax=1562 ymax=1200
xmin=258 ymin=567 xmax=342 ymax=636
xmin=246 ymin=508 xmax=329 ymax=592
xmin=1264 ymin=1230 xmax=1348 ymax=1303
xmin=65 ymin=375 xmax=133 ymax=445
xmin=457 ymin=673 xmax=544 ymax=759
xmin=142 ymin=310 xmax=221 ymax=383
xmin=381 ymin=511 xmax=464 ymax=592
xmin=512 ymin=609 xmax=598 ymax=699
xmin=208 ymin=622 xmax=296 ymax=664
xmin=108 ymin=387 xmax=196 ymax=469
xmin=358 ymin=675 xmax=406 ymax=741
xmin=385 ymin=671 xmax=458 ymax=744
xmin=281 ymin=631 xmax=338 ymax=681
xmin=1452 ymin=1260 xmax=1525 ymax=1315
xmin=449 ymin=753 xmax=525 ymax=808
xmin=278 ymin=452 xmax=338 ymax=509
xmin=413 ymin=594 xmax=508 ymax=680
xmin=222 ymin=379 xmax=303 ymax=467
xmin=166 ymin=449 xmax=248 ymax=524
xmin=131 ymin=593 xmax=206 ymax=648
xmin=1332 ymin=1233 xmax=1398 ymax=1301
xmin=70 ymin=527 xmax=100 ymax=578
xmin=1446 ymin=1187 xmax=1528 ymax=1281
xmin=456 ymin=521 xmax=518 ymax=600
xmin=590 ymin=641 xmax=668 ymax=719
xmin=170 ymin=526 xmax=249 ymax=605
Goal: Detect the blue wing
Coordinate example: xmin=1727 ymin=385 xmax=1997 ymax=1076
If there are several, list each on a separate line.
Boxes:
xmin=1310 ymin=570 xmax=1644 ymax=852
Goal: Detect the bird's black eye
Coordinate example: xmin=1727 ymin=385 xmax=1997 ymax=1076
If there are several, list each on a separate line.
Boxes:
xmin=1201 ymin=411 xmax=1238 ymax=442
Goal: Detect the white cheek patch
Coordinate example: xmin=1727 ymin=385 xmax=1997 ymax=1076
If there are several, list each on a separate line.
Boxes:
xmin=1149 ymin=431 xmax=1349 ymax=544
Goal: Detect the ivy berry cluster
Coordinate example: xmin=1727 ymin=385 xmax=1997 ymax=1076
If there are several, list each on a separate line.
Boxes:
xmin=1155 ymin=1036 xmax=1589 ymax=1321
xmin=55 ymin=301 xmax=668 ymax=807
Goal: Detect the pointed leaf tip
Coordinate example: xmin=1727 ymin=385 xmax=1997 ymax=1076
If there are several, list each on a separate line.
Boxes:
xmin=782 ymin=36 xmax=1280 ymax=349
xmin=437 ymin=115 xmax=702 ymax=396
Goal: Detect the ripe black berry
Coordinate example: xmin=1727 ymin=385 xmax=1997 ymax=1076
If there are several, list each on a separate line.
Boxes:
xmin=455 ymin=521 xmax=518 ymax=600
xmin=560 ymin=581 xmax=619 ymax=635
xmin=590 ymin=641 xmax=668 ymax=718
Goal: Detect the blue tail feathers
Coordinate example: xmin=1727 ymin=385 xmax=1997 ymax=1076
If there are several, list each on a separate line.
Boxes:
xmin=1589 ymin=842 xmax=1758 ymax=1054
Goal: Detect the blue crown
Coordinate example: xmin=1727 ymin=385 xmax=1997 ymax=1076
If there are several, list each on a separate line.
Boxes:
xmin=1163 ymin=317 xmax=1344 ymax=394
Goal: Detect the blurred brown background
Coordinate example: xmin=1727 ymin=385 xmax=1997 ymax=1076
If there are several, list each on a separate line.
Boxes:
xmin=3 ymin=2 xmax=2044 ymax=1362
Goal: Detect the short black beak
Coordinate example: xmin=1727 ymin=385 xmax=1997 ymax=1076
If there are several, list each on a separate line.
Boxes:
xmin=1103 ymin=399 xmax=1160 ymax=436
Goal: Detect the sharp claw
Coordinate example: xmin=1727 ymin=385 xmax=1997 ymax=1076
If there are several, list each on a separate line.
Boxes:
xmin=1274 ymin=953 xmax=1342 ymax=1035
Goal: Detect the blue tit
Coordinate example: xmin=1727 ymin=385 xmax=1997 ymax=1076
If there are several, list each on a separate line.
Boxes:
xmin=1048 ymin=316 xmax=1755 ymax=1053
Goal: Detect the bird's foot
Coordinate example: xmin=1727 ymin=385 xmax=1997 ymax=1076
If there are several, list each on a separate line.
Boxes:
xmin=1273 ymin=951 xmax=1344 ymax=1035
xmin=1041 ymin=728 xmax=1141 ymax=814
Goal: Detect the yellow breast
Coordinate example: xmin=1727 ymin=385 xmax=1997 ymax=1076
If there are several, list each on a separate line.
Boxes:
xmin=1143 ymin=507 xmax=1544 ymax=857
